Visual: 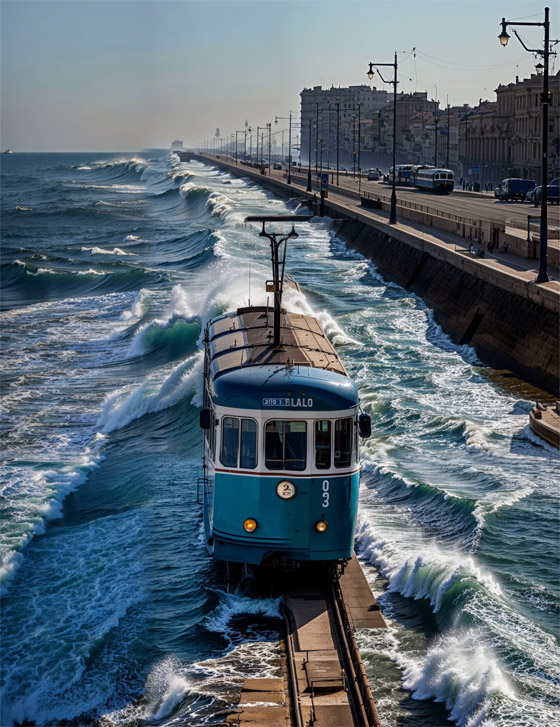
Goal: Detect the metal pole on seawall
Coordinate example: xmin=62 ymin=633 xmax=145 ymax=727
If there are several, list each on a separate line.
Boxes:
xmin=336 ymin=98 xmax=340 ymax=186
xmin=391 ymin=53 xmax=397 ymax=224
xmin=307 ymin=120 xmax=313 ymax=192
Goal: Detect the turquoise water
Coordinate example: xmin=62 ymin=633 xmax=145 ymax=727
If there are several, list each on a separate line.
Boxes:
xmin=1 ymin=152 xmax=558 ymax=726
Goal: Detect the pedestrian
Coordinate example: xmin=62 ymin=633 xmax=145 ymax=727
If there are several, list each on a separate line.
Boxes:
xmin=468 ymin=241 xmax=474 ymax=254
xmin=501 ymin=241 xmax=509 ymax=253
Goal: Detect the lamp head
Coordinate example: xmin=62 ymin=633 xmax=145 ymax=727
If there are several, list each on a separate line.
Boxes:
xmin=535 ymin=62 xmax=544 ymax=75
xmin=498 ymin=20 xmax=510 ymax=47
xmin=367 ymin=62 xmax=374 ymax=80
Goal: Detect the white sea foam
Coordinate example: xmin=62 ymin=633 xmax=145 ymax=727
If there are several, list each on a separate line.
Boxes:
xmin=120 ymin=288 xmax=150 ymax=321
xmin=81 ymin=246 xmax=136 ymax=256
xmin=205 ymin=591 xmax=282 ymax=634
xmin=401 ymin=632 xmax=514 ymax=727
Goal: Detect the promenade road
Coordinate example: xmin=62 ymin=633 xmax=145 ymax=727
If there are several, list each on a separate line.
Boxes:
xmin=291 ymin=166 xmax=560 ymax=230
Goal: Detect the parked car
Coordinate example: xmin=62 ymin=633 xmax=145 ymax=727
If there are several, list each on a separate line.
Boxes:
xmin=533 ymin=178 xmax=560 ymax=205
xmin=498 ymin=178 xmax=536 ymax=201
xmin=367 ymin=168 xmax=380 ymax=181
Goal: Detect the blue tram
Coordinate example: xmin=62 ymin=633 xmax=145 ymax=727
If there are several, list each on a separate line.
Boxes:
xmin=199 ymin=216 xmax=370 ymax=567
xmin=411 ymin=166 xmax=454 ymax=194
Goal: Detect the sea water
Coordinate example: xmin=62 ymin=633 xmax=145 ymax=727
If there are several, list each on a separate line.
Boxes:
xmin=1 ymin=152 xmax=558 ymax=726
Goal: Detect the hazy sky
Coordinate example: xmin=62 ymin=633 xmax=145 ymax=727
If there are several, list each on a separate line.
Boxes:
xmin=1 ymin=0 xmax=557 ymax=151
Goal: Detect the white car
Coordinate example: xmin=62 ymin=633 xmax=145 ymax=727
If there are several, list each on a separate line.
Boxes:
xmin=367 ymin=169 xmax=380 ymax=181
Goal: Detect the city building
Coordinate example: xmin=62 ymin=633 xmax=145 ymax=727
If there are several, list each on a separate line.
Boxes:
xmin=300 ymin=85 xmax=390 ymax=168
xmin=459 ymin=72 xmax=560 ymax=186
xmin=494 ymin=71 xmax=560 ymax=182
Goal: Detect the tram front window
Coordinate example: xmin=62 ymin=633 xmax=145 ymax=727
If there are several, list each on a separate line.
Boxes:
xmin=265 ymin=421 xmax=307 ymax=471
xmin=334 ymin=418 xmax=352 ymax=468
xmin=221 ymin=417 xmax=239 ymax=467
xmin=315 ymin=420 xmax=331 ymax=469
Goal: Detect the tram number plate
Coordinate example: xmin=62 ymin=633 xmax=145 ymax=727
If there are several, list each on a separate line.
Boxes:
xmin=322 ymin=479 xmax=330 ymax=508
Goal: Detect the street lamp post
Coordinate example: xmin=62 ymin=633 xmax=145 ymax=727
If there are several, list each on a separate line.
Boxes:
xmin=368 ymin=54 xmax=398 ymax=224
xmin=446 ymin=103 xmax=450 ymax=169
xmin=275 ymin=113 xmax=292 ymax=183
xmin=267 ymin=122 xmax=272 ymax=174
xmin=357 ymin=102 xmax=362 ymax=191
xmin=434 ymin=115 xmax=439 ymax=167
xmin=315 ymin=102 xmax=319 ymax=178
xmin=307 ymin=119 xmax=313 ymax=191
xmin=352 ymin=114 xmax=356 ymax=178
xmin=336 ymin=98 xmax=340 ymax=186
xmin=499 ymin=6 xmax=557 ymax=283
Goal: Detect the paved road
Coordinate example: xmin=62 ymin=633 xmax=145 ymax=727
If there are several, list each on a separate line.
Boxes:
xmin=291 ymin=167 xmax=560 ymax=229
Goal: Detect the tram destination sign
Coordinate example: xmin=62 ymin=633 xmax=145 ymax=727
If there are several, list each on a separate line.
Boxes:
xmin=262 ymin=397 xmax=314 ymax=408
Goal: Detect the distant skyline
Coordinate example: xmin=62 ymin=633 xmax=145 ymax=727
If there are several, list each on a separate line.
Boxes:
xmin=1 ymin=0 xmax=558 ymax=151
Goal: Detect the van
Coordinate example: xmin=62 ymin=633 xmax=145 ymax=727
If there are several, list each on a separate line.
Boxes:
xmin=499 ymin=178 xmax=536 ymax=202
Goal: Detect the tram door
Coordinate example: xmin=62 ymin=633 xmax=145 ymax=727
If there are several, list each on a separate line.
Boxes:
xmin=313 ymin=418 xmax=354 ymax=548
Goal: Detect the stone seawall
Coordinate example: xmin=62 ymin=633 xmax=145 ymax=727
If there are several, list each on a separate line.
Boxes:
xmin=194 ymin=155 xmax=559 ymax=395
xmin=337 ymin=220 xmax=559 ymax=395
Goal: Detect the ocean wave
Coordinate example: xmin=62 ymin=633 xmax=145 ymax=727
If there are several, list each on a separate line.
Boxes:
xmin=0 ymin=509 xmax=145 ymax=725
xmin=1 ymin=261 xmax=166 ymax=305
xmin=356 ymin=514 xmax=501 ymax=615
xmin=0 ymin=442 xmax=104 ymax=596
xmin=179 ymin=181 xmax=234 ymax=219
xmin=127 ymin=287 xmax=201 ymax=361
xmin=363 ymin=461 xmax=480 ymax=545
xmin=401 ymin=631 xmax=514 ymax=727
xmin=96 ymin=352 xmax=203 ymax=433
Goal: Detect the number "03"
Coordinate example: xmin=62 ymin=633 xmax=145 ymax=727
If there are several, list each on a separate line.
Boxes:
xmin=322 ymin=480 xmax=330 ymax=508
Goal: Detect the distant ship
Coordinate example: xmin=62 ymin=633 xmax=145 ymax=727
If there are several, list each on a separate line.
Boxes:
xmin=4 ymin=149 xmax=14 ymax=154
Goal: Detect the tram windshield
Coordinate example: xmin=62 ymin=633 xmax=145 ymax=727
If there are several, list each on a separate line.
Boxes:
xmin=265 ymin=421 xmax=307 ymax=471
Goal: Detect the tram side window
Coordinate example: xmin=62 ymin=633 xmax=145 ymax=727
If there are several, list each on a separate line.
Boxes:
xmin=315 ymin=420 xmax=331 ymax=469
xmin=221 ymin=417 xmax=239 ymax=467
xmin=240 ymin=419 xmax=257 ymax=469
xmin=265 ymin=421 xmax=307 ymax=471
xmin=334 ymin=418 xmax=352 ymax=468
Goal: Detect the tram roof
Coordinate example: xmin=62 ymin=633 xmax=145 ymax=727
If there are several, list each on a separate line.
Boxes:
xmin=207 ymin=306 xmax=348 ymax=380
xmin=212 ymin=364 xmax=359 ymax=411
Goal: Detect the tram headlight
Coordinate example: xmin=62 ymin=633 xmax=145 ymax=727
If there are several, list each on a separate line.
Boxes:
xmin=315 ymin=520 xmax=328 ymax=533
xmin=276 ymin=480 xmax=297 ymax=500
xmin=243 ymin=518 xmax=258 ymax=533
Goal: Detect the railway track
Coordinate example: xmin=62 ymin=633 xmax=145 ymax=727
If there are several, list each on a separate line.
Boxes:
xmin=225 ymin=556 xmax=386 ymax=727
